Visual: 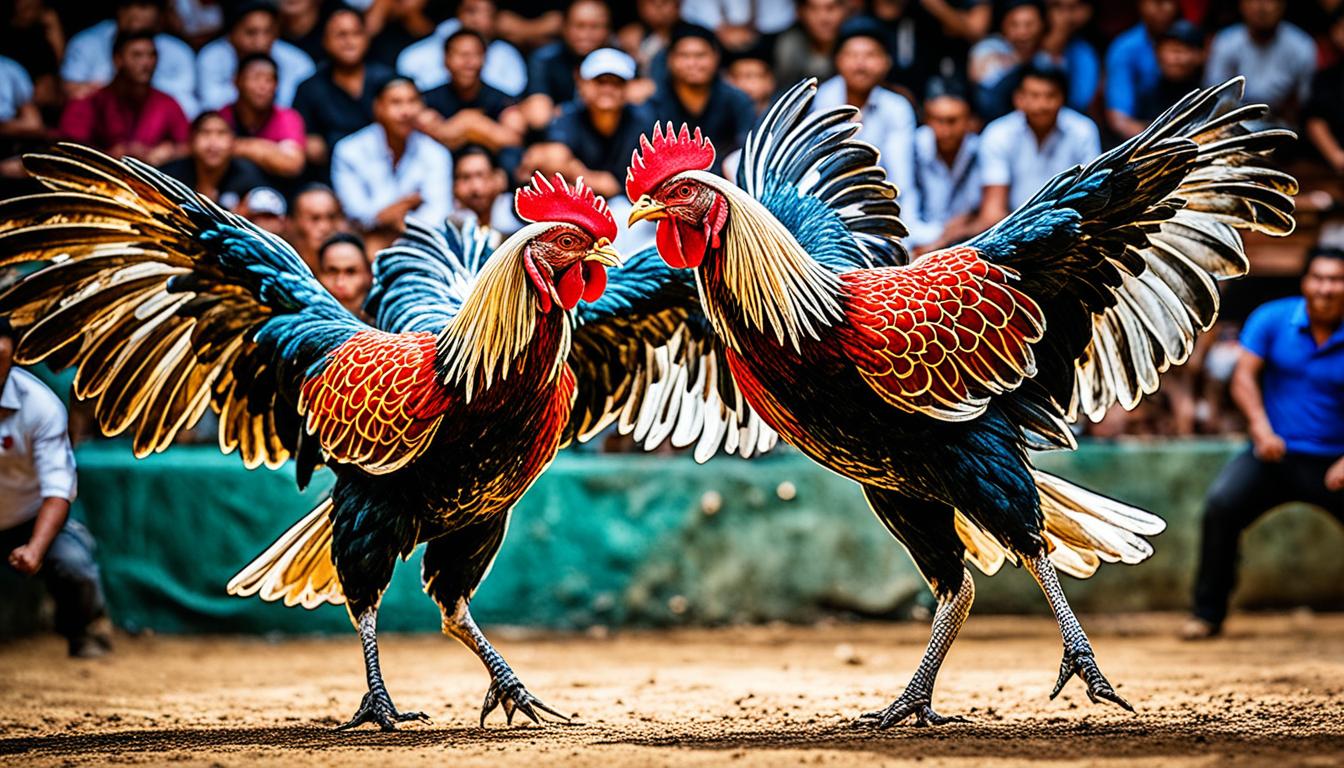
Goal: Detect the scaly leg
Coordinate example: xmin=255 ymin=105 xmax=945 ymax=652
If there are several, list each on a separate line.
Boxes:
xmin=857 ymin=567 xmax=975 ymax=728
xmin=1024 ymin=553 xmax=1133 ymax=711
xmin=444 ymin=598 xmax=570 ymax=727
xmin=337 ymin=608 xmax=431 ymax=731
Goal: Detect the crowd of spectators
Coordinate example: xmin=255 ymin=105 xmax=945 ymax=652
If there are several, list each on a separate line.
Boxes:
xmin=0 ymin=0 xmax=1339 ymax=441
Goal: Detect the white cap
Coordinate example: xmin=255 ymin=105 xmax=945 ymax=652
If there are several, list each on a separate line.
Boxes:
xmin=580 ymin=48 xmax=637 ymax=81
xmin=245 ymin=186 xmax=287 ymax=216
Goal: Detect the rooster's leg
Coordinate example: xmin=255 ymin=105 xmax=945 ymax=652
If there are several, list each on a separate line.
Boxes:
xmin=336 ymin=608 xmax=431 ymax=731
xmin=1024 ymin=553 xmax=1133 ymax=711
xmin=857 ymin=567 xmax=974 ymax=728
xmin=443 ymin=598 xmax=571 ymax=727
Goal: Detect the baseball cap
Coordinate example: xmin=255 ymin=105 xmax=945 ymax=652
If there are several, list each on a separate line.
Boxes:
xmin=245 ymin=186 xmax=287 ymax=217
xmin=580 ymin=48 xmax=637 ymax=81
xmin=1159 ymin=19 xmax=1204 ymax=48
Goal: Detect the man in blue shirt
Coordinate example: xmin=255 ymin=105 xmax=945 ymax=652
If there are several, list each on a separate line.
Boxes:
xmin=1104 ymin=0 xmax=1179 ymax=140
xmin=1184 ymin=249 xmax=1344 ymax=639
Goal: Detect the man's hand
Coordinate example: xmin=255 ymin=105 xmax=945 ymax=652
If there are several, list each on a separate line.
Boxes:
xmin=8 ymin=543 xmax=43 ymax=575
xmin=1250 ymin=423 xmax=1287 ymax=462
xmin=374 ymin=192 xmax=423 ymax=229
xmin=1326 ymin=456 xmax=1344 ymax=492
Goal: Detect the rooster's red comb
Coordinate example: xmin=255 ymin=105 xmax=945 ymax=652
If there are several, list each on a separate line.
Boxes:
xmin=515 ymin=172 xmax=617 ymax=243
xmin=625 ymin=122 xmax=716 ymax=201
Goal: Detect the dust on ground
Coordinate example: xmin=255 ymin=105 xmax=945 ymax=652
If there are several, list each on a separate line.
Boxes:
xmin=0 ymin=613 xmax=1341 ymax=767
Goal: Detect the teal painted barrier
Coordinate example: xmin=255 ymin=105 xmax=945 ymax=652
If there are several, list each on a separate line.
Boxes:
xmin=6 ymin=440 xmax=1343 ymax=634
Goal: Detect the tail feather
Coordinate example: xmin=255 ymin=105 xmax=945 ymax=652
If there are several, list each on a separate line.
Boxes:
xmin=227 ymin=499 xmax=345 ymax=609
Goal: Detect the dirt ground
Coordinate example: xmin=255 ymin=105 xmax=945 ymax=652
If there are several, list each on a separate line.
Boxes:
xmin=0 ymin=613 xmax=1341 ymax=767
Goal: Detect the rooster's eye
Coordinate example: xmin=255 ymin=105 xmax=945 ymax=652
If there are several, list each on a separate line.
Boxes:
xmin=676 ymin=184 xmax=694 ymax=199
xmin=556 ymin=233 xmax=580 ymax=249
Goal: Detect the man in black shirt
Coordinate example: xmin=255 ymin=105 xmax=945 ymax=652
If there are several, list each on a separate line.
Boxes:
xmin=418 ymin=29 xmax=525 ymax=159
xmin=1134 ymin=19 xmax=1204 ymax=125
xmin=649 ymin=24 xmax=756 ymax=170
xmin=159 ymin=111 xmax=268 ymax=212
xmin=519 ymin=0 xmax=611 ymax=131
xmin=291 ymin=6 xmax=395 ymax=170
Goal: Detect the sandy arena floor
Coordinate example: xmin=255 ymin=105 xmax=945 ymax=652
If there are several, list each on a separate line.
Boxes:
xmin=0 ymin=613 xmax=1341 ymax=767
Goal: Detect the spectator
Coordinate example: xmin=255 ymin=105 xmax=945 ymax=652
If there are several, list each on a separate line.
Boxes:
xmin=331 ymin=78 xmax=453 ymax=245
xmin=240 ymin=185 xmax=289 ymax=235
xmin=724 ymin=45 xmax=777 ymax=117
xmin=288 ymin=182 xmax=347 ymax=272
xmin=1205 ymin=0 xmax=1314 ymax=127
xmin=159 ymin=111 xmax=268 ymax=211
xmin=197 ymin=0 xmax=316 ymax=112
xmin=496 ymin=0 xmax=566 ymax=51
xmin=1105 ymin=0 xmax=1178 ymax=139
xmin=0 ymin=0 xmax=64 ymax=114
xmin=278 ymin=0 xmax=324 ymax=62
xmin=317 ymin=232 xmax=373 ymax=316
xmin=681 ymin=0 xmax=796 ymax=54
xmin=520 ymin=0 xmax=612 ymax=132
xmin=868 ymin=0 xmax=928 ymax=98
xmin=417 ymin=29 xmax=526 ymax=158
xmin=1305 ymin=11 xmax=1344 ymax=174
xmin=1134 ymin=19 xmax=1205 ymax=124
xmin=0 ymin=319 xmax=111 ymax=659
xmin=170 ymin=0 xmax=224 ymax=49
xmin=1183 ymin=248 xmax=1344 ymax=640
xmin=773 ymin=0 xmax=847 ymax=88
xmin=58 ymin=30 xmax=189 ymax=165
xmin=650 ymin=24 xmax=756 ymax=169
xmin=61 ymin=0 xmax=198 ymax=117
xmin=976 ymin=62 xmax=1099 ymax=225
xmin=220 ymin=53 xmax=306 ymax=182
xmin=811 ymin=18 xmax=917 ymax=206
xmin=450 ymin=144 xmax=511 ymax=243
xmin=0 ymin=55 xmax=44 ymax=162
xmin=1041 ymin=0 xmax=1099 ymax=113
xmin=292 ymin=5 xmax=396 ymax=172
xmin=396 ymin=0 xmax=527 ymax=97
xmin=905 ymin=77 xmax=981 ymax=253
xmin=530 ymin=48 xmax=652 ymax=200
xmin=969 ymin=0 xmax=1047 ymax=120
xmin=617 ymin=0 xmax=681 ymax=86
xmin=366 ymin=0 xmax=435 ymax=67
xmin=914 ymin=0 xmax=993 ymax=80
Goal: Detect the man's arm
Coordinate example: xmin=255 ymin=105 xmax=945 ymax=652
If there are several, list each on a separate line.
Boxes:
xmin=9 ymin=398 xmax=78 ymax=575
xmin=919 ymin=0 xmax=991 ymax=41
xmin=1229 ymin=349 xmax=1285 ymax=461
xmin=233 ymin=137 xmax=306 ymax=177
xmin=8 ymin=498 xmax=70 ymax=575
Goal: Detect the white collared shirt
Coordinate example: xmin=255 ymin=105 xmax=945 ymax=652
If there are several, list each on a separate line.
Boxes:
xmin=196 ymin=37 xmax=315 ymax=112
xmin=811 ymin=76 xmax=918 ymax=228
xmin=906 ymin=126 xmax=981 ymax=247
xmin=978 ymin=107 xmax=1101 ymax=210
xmin=396 ymin=19 xmax=527 ymax=97
xmin=0 ymin=56 xmax=33 ymax=122
xmin=681 ymin=0 xmax=796 ymax=35
xmin=61 ymin=20 xmax=200 ymax=117
xmin=331 ymin=123 xmax=454 ymax=229
xmin=0 ymin=368 xmax=77 ymax=531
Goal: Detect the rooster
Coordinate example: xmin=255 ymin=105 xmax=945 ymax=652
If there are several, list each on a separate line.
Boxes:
xmin=624 ymin=78 xmax=1296 ymax=725
xmin=0 ymin=146 xmax=766 ymax=730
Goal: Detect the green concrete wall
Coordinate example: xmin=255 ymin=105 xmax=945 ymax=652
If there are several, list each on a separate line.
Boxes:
xmin=2 ymin=440 xmax=1342 ymax=635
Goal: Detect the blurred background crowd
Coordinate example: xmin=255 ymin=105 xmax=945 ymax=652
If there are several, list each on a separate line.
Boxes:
xmin=0 ymin=0 xmax=1339 ymax=443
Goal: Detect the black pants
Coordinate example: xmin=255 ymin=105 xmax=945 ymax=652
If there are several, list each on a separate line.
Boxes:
xmin=1191 ymin=449 xmax=1344 ymax=626
xmin=0 ymin=518 xmax=107 ymax=642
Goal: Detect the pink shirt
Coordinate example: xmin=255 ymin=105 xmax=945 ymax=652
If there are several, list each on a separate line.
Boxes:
xmin=220 ymin=103 xmax=305 ymax=145
xmin=58 ymin=85 xmax=189 ymax=151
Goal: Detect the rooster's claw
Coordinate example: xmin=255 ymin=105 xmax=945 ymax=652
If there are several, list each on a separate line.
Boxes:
xmin=1051 ymin=644 xmax=1133 ymax=711
xmin=336 ymin=690 xmax=431 ymax=732
xmin=480 ymin=676 xmax=572 ymax=727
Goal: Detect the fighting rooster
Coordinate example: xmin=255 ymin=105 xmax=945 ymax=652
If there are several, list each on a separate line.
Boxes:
xmin=0 ymin=146 xmax=760 ymax=730
xmin=625 ymin=78 xmax=1295 ymax=725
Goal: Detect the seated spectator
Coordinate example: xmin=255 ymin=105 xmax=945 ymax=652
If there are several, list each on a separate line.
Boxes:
xmin=868 ymin=0 xmax=929 ymax=98
xmin=725 ymin=45 xmax=778 ymax=118
xmin=450 ymin=145 xmax=512 ymax=243
xmin=773 ymin=0 xmax=847 ymax=88
xmin=331 ymin=78 xmax=453 ymax=246
xmin=396 ymin=0 xmax=526 ymax=97
xmin=811 ymin=18 xmax=917 ymax=201
xmin=1134 ymin=20 xmax=1205 ymax=124
xmin=241 ymin=185 xmax=288 ymax=235
xmin=278 ymin=0 xmax=324 ymax=62
xmin=366 ymin=0 xmax=435 ymax=67
xmin=1105 ymin=0 xmax=1179 ymax=139
xmin=0 ymin=0 xmax=64 ymax=114
xmin=520 ymin=0 xmax=612 ymax=132
xmin=292 ymin=5 xmax=395 ymax=172
xmin=417 ymin=29 xmax=525 ymax=157
xmin=681 ymin=0 xmax=796 ymax=54
xmin=0 ymin=55 xmax=44 ymax=150
xmin=61 ymin=0 xmax=198 ymax=117
xmin=1205 ymin=0 xmax=1314 ymax=127
xmin=288 ymin=182 xmax=348 ymax=272
xmin=58 ymin=30 xmax=189 ymax=165
xmin=617 ymin=0 xmax=681 ymax=89
xmin=976 ymin=63 xmax=1099 ymax=226
xmin=905 ymin=77 xmax=981 ymax=253
xmin=159 ymin=111 xmax=268 ymax=211
xmin=221 ymin=53 xmax=306 ymax=181
xmin=969 ymin=0 xmax=1047 ymax=120
xmin=197 ymin=0 xmax=316 ymax=112
xmin=650 ymin=25 xmax=756 ymax=168
xmin=317 ymin=232 xmax=373 ymax=317
xmin=529 ymin=48 xmax=652 ymax=200
xmin=1306 ymin=11 xmax=1344 ymax=174
xmin=1041 ymin=0 xmax=1099 ymax=113
xmin=170 ymin=0 xmax=224 ymax=49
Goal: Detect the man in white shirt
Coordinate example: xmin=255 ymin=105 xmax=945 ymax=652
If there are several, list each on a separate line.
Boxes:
xmin=1204 ymin=0 xmax=1314 ymax=127
xmin=196 ymin=0 xmax=315 ymax=112
xmin=681 ymin=0 xmax=796 ymax=51
xmin=331 ymin=78 xmax=453 ymax=249
xmin=906 ymin=78 xmax=982 ymax=252
xmin=0 ymin=319 xmax=109 ymax=658
xmin=61 ymin=0 xmax=199 ymax=117
xmin=396 ymin=0 xmax=527 ymax=97
xmin=976 ymin=62 xmax=1100 ymax=227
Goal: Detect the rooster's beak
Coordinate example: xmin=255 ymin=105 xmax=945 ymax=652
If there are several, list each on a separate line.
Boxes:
xmin=585 ymin=237 xmax=621 ymax=267
xmin=628 ymin=195 xmax=667 ymax=225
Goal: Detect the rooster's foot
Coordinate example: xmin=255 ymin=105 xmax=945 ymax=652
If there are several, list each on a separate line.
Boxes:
xmin=335 ymin=690 xmax=431 ymax=732
xmin=480 ymin=675 xmax=572 ymax=727
xmin=1051 ymin=642 xmax=1133 ymax=711
xmin=853 ymin=690 xmax=947 ymax=729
